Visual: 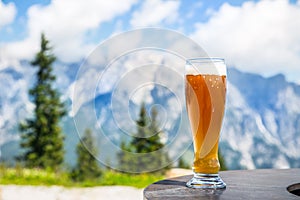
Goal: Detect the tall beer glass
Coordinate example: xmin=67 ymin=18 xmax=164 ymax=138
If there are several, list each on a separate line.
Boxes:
xmin=185 ymin=58 xmax=226 ymax=189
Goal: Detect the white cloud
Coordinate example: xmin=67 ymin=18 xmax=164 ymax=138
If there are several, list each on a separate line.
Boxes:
xmin=1 ymin=0 xmax=138 ymax=64
xmin=0 ymin=1 xmax=16 ymax=29
xmin=130 ymin=0 xmax=180 ymax=27
xmin=186 ymin=1 xmax=203 ymax=19
xmin=191 ymin=0 xmax=300 ymax=82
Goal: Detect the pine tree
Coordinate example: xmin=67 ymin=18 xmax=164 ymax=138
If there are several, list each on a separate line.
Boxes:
xmin=72 ymin=129 xmax=102 ymax=181
xmin=131 ymin=103 xmax=163 ymax=153
xmin=19 ymin=33 xmax=66 ymax=170
xmin=178 ymin=157 xmax=190 ymax=169
xmin=118 ymin=103 xmax=170 ymax=173
xmin=219 ymin=148 xmax=227 ymax=171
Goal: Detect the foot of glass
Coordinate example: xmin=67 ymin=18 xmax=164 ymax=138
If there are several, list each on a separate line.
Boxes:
xmin=186 ymin=173 xmax=226 ymax=189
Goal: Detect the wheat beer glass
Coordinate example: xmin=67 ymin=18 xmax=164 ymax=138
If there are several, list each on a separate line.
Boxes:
xmin=185 ymin=58 xmax=226 ymax=189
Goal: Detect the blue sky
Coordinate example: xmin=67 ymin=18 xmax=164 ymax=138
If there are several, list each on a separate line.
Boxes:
xmin=0 ymin=0 xmax=251 ymax=42
xmin=1 ymin=0 xmax=300 ymax=83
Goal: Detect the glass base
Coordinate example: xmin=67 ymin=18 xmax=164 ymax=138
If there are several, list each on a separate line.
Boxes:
xmin=186 ymin=173 xmax=226 ymax=189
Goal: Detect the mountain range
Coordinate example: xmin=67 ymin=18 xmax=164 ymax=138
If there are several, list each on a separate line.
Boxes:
xmin=0 ymin=61 xmax=299 ymax=170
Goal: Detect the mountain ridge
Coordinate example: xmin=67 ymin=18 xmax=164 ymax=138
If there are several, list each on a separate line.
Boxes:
xmin=0 ymin=63 xmax=299 ymax=170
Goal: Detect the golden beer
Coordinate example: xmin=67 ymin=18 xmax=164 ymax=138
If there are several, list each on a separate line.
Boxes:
xmin=186 ymin=74 xmax=226 ymax=174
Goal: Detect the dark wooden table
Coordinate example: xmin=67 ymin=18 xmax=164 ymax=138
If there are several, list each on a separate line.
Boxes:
xmin=144 ymin=168 xmax=300 ymax=200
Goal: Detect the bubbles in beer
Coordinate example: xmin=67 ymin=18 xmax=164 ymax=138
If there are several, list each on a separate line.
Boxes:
xmin=185 ymin=74 xmax=226 ymax=174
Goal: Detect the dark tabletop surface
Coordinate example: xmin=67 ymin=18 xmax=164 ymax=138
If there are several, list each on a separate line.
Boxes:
xmin=144 ymin=168 xmax=300 ymax=200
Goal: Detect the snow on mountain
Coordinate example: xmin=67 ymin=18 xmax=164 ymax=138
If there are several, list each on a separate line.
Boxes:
xmin=0 ymin=61 xmax=34 ymax=146
xmin=0 ymin=61 xmax=299 ymax=170
xmin=222 ymin=68 xmax=300 ymax=169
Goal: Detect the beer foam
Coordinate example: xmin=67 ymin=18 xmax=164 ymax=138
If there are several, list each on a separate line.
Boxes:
xmin=186 ymin=59 xmax=227 ymax=76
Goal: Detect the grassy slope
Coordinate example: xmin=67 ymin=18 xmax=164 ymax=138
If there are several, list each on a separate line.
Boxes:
xmin=0 ymin=167 xmax=163 ymax=188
